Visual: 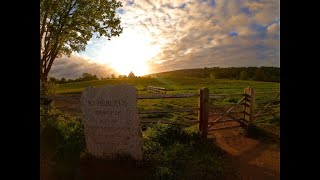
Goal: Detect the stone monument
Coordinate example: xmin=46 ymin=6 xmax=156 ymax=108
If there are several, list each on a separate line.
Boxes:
xmin=80 ymin=84 xmax=142 ymax=160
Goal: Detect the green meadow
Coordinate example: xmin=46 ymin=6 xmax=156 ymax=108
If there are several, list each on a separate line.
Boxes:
xmin=57 ymin=77 xmax=279 ymax=95
xmin=56 ymin=77 xmax=279 ymax=125
xmin=43 ymin=77 xmax=280 ymax=178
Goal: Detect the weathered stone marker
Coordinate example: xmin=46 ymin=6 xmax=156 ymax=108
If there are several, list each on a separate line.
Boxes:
xmin=80 ymin=84 xmax=142 ymax=160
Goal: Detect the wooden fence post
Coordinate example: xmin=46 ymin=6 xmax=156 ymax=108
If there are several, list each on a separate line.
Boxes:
xmin=198 ymin=87 xmax=209 ymax=138
xmin=243 ymin=87 xmax=255 ymax=126
xmin=198 ymin=89 xmax=203 ymax=132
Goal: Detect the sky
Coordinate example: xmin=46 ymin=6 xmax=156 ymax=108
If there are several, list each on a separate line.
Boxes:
xmin=49 ymin=0 xmax=280 ymax=79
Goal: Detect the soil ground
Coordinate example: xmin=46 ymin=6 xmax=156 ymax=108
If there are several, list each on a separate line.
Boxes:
xmin=208 ymin=120 xmax=280 ymax=180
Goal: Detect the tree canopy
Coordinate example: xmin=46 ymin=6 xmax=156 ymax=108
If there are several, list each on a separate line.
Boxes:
xmin=148 ymin=67 xmax=280 ymax=82
xmin=40 ymin=0 xmax=123 ymax=84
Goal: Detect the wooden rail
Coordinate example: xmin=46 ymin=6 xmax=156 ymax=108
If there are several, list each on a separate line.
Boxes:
xmin=255 ymin=91 xmax=280 ymax=94
xmin=140 ymin=119 xmax=198 ymax=125
xmin=255 ymin=93 xmax=280 ymax=117
xmin=147 ymin=86 xmax=167 ymax=94
xmin=138 ymin=93 xmax=198 ymax=99
xmin=139 ymin=107 xmax=197 ymax=114
xmin=209 ymin=111 xmax=243 ymax=115
xmin=209 ymin=93 xmax=243 ymax=99
xmin=210 ymin=97 xmax=246 ymax=124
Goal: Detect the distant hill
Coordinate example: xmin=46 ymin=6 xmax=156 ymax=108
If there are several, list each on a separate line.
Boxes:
xmin=145 ymin=67 xmax=280 ymax=82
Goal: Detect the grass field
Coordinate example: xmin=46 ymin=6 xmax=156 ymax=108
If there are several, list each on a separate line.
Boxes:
xmin=47 ymin=77 xmax=280 ymax=179
xmin=57 ymin=77 xmax=279 ymax=95
xmin=55 ymin=77 xmax=280 ymax=128
xmin=56 ymin=77 xmax=280 ymax=108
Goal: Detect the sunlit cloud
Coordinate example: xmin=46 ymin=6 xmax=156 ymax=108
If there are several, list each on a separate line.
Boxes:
xmin=267 ymin=22 xmax=280 ymax=34
xmin=51 ymin=0 xmax=280 ymax=78
xmin=49 ymin=55 xmax=116 ymax=79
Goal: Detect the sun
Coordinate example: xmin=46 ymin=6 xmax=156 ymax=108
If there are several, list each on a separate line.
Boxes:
xmin=84 ymin=28 xmax=161 ymax=77
xmin=111 ymin=60 xmax=150 ymax=77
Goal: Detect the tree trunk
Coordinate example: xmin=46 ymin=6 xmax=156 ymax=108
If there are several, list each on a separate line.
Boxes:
xmin=40 ymin=71 xmax=48 ymax=96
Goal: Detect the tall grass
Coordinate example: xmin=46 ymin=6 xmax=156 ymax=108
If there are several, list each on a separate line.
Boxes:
xmin=143 ymin=124 xmax=235 ymax=180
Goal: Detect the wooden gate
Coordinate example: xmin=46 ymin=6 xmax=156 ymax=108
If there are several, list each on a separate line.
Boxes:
xmin=253 ymin=93 xmax=280 ymax=124
xmin=207 ymin=87 xmax=255 ymax=132
xmin=136 ymin=86 xmax=279 ymax=138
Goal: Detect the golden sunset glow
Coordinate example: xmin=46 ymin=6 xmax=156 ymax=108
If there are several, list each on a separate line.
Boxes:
xmin=52 ymin=0 xmax=279 ymax=79
xmin=85 ymin=28 xmax=161 ymax=76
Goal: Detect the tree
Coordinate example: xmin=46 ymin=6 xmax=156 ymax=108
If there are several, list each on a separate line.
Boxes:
xmin=240 ymin=71 xmax=248 ymax=80
xmin=40 ymin=0 xmax=123 ymax=87
xmin=60 ymin=77 xmax=67 ymax=83
xmin=48 ymin=77 xmax=59 ymax=84
xmin=254 ymin=69 xmax=266 ymax=81
xmin=210 ymin=73 xmax=215 ymax=80
xmin=111 ymin=74 xmax=115 ymax=79
xmin=80 ymin=73 xmax=98 ymax=81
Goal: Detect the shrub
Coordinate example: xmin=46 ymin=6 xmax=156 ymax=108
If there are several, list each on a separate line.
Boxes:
xmin=143 ymin=124 xmax=231 ymax=180
xmin=40 ymin=106 xmax=86 ymax=177
xmin=40 ymin=81 xmax=59 ymax=97
xmin=40 ymin=81 xmax=59 ymax=109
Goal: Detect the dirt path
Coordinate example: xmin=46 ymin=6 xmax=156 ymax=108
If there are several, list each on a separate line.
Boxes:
xmin=208 ymin=121 xmax=280 ymax=180
xmin=54 ymin=94 xmax=82 ymax=116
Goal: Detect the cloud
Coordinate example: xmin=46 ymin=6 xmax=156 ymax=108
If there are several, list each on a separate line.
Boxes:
xmin=52 ymin=0 xmax=280 ymax=76
xmin=142 ymin=0 xmax=280 ymax=72
xmin=126 ymin=1 xmax=134 ymax=6
xmin=49 ymin=55 xmax=117 ymax=79
xmin=267 ymin=22 xmax=280 ymax=34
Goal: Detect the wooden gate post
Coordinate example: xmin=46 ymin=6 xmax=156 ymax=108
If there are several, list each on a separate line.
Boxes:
xmin=198 ymin=87 xmax=209 ymax=138
xmin=198 ymin=88 xmax=203 ymax=132
xmin=243 ymin=87 xmax=255 ymax=127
